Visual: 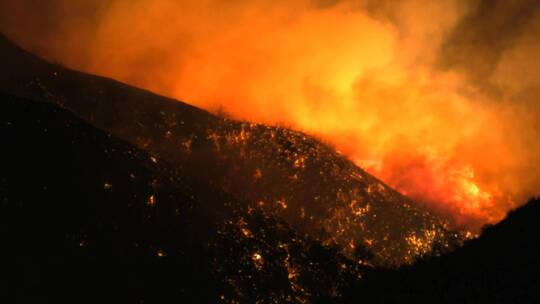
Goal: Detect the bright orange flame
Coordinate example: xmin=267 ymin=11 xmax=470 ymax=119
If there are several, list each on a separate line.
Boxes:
xmin=3 ymin=0 xmax=539 ymax=230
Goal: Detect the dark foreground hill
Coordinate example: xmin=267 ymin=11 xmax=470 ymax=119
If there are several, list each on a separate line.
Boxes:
xmin=0 ymin=93 xmax=365 ymax=303
xmin=343 ymin=198 xmax=540 ymax=303
xmin=0 ymin=33 xmax=465 ymax=266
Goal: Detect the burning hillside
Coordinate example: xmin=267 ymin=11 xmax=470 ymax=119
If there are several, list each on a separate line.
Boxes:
xmin=0 ymin=34 xmax=468 ymax=266
xmin=3 ymin=90 xmax=538 ymax=302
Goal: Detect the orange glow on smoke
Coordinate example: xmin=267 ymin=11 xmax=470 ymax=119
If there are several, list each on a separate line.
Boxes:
xmin=3 ymin=0 xmax=539 ymax=230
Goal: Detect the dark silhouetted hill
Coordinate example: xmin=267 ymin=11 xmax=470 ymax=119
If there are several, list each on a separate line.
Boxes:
xmin=0 ymin=33 xmax=465 ymax=266
xmin=343 ymin=198 xmax=540 ymax=303
xmin=0 ymin=93 xmax=365 ymax=303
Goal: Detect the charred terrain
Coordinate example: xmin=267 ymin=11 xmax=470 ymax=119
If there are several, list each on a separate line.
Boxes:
xmin=0 ymin=33 xmax=539 ymax=303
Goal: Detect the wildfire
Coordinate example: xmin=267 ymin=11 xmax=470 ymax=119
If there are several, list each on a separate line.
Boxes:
xmin=4 ymin=0 xmax=540 ymax=230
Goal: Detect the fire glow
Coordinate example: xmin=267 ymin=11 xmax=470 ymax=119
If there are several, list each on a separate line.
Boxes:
xmin=3 ymin=0 xmax=539 ymax=230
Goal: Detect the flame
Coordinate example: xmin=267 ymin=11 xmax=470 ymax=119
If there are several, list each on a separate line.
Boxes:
xmin=2 ymin=0 xmax=540 ymax=230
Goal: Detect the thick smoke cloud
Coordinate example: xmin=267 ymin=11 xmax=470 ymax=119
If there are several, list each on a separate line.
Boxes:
xmin=439 ymin=0 xmax=540 ymax=94
xmin=1 ymin=0 xmax=539 ymax=230
xmin=0 ymin=1 xmax=108 ymax=61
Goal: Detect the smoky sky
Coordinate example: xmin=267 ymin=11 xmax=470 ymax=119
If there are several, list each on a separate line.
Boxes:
xmin=438 ymin=0 xmax=540 ymax=96
xmin=2 ymin=0 xmax=539 ymax=79
xmin=0 ymin=0 xmax=110 ymax=60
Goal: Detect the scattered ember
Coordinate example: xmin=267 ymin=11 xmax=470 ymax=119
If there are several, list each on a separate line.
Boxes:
xmin=276 ymin=199 xmax=288 ymax=210
xmin=147 ymin=194 xmax=156 ymax=206
xmin=253 ymin=168 xmax=263 ymax=180
xmin=251 ymin=252 xmax=264 ymax=270
xmin=156 ymin=249 xmax=167 ymax=258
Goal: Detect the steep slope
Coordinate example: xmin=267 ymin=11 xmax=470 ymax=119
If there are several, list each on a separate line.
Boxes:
xmin=0 ymin=33 xmax=465 ymax=266
xmin=0 ymin=93 xmax=363 ymax=303
xmin=344 ymin=198 xmax=540 ymax=303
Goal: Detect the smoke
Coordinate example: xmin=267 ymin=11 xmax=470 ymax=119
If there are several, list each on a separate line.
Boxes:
xmin=1 ymin=0 xmax=539 ymax=229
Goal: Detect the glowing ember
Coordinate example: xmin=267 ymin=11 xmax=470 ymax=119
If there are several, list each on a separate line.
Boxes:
xmin=251 ymin=252 xmax=264 ymax=270
xmin=156 ymin=249 xmax=167 ymax=258
xmin=147 ymin=194 xmax=156 ymax=206
xmin=276 ymin=199 xmax=288 ymax=210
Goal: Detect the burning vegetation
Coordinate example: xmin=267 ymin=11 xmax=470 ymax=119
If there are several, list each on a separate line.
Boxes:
xmin=0 ymin=33 xmax=469 ymax=267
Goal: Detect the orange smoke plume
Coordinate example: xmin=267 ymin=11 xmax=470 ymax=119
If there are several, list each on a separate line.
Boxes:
xmin=2 ymin=0 xmax=539 ymax=230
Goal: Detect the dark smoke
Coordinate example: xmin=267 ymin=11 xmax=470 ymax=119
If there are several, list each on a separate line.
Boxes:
xmin=438 ymin=0 xmax=540 ymax=97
